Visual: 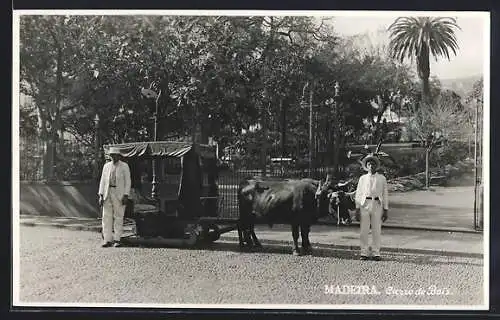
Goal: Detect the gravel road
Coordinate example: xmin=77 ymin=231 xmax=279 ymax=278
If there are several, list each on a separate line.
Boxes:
xmin=17 ymin=226 xmax=484 ymax=307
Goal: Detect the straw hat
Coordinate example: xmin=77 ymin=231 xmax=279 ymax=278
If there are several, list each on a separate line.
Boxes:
xmin=361 ymin=154 xmax=380 ymax=171
xmin=108 ymin=146 xmax=122 ymax=155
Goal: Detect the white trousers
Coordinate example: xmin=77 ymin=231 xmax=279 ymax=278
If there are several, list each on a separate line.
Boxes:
xmin=102 ymin=188 xmax=126 ymax=242
xmin=360 ymin=199 xmax=383 ymax=256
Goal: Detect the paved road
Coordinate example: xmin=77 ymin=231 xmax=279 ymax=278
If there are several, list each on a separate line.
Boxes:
xmin=17 ymin=226 xmax=484 ymax=307
xmin=386 ymin=186 xmax=476 ymax=230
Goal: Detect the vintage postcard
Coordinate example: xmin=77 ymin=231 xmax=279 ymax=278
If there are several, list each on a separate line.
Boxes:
xmin=12 ymin=9 xmax=490 ymax=310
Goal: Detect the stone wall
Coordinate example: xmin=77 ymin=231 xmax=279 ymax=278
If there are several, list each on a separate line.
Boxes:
xmin=19 ymin=181 xmax=100 ymax=218
xmin=19 ymin=181 xmax=216 ymax=218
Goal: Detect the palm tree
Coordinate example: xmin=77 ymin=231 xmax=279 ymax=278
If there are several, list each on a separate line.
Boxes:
xmin=387 ymin=17 xmax=461 ymax=104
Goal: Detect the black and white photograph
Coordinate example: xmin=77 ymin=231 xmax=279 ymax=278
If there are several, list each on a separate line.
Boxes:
xmin=12 ymin=10 xmax=489 ymax=310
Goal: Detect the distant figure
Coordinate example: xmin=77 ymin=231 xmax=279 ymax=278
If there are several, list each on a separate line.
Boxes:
xmin=98 ymin=147 xmax=131 ymax=248
xmin=355 ymin=154 xmax=389 ymax=261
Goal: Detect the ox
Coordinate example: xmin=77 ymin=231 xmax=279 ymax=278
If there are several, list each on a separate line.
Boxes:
xmin=315 ymin=179 xmax=356 ymax=225
xmin=237 ymin=177 xmax=335 ymax=256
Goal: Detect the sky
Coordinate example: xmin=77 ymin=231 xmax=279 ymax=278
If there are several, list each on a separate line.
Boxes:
xmin=328 ymin=13 xmax=488 ymax=80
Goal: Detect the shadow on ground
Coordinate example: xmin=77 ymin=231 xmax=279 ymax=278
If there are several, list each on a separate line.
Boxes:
xmin=117 ymin=237 xmax=482 ymax=267
xmin=389 ymin=203 xmax=464 ymax=212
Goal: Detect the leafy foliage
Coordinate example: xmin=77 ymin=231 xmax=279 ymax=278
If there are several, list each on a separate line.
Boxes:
xmin=18 ymin=15 xmax=472 ymax=181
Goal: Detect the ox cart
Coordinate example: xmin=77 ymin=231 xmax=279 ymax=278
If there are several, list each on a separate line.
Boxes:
xmin=101 ymin=141 xmax=238 ymax=247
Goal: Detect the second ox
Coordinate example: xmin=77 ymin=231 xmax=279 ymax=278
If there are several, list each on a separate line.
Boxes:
xmin=316 ymin=179 xmax=356 ymax=226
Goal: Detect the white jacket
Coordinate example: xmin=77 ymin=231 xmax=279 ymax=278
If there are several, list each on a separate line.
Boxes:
xmin=355 ymin=173 xmax=389 ymax=210
xmin=98 ymin=160 xmax=131 ymax=201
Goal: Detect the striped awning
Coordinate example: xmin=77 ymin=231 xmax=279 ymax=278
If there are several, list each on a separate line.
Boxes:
xmin=102 ymin=141 xmax=216 ymax=159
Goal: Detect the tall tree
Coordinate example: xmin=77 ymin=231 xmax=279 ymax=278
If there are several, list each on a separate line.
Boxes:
xmin=405 ymin=93 xmax=467 ymax=188
xmin=387 ymin=17 xmax=460 ymax=104
xmin=20 ymin=15 xmax=93 ymax=179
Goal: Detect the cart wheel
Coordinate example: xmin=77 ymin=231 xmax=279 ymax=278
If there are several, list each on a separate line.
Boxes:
xmin=203 ymin=224 xmax=220 ymax=243
xmin=185 ymin=224 xmax=200 ymax=247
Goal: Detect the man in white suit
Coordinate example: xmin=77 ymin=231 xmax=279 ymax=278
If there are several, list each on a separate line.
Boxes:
xmin=98 ymin=147 xmax=131 ymax=247
xmin=354 ymin=154 xmax=388 ymax=261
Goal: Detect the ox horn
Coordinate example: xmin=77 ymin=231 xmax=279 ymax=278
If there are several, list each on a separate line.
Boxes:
xmin=255 ymin=182 xmax=269 ymax=192
xmin=345 ymin=191 xmax=356 ymax=200
xmin=315 ymin=180 xmax=323 ymax=196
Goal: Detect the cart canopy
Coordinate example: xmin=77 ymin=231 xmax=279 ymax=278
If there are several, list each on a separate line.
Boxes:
xmin=103 ymin=141 xmax=216 ymax=159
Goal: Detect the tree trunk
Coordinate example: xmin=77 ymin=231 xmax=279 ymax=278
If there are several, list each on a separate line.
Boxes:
xmin=261 ymin=102 xmax=270 ymax=177
xmin=331 ymin=102 xmax=342 ymax=178
xmin=308 ymin=89 xmax=313 ymax=178
xmin=332 ymin=131 xmax=340 ymax=178
xmin=37 ymin=112 xmax=49 ymax=179
xmin=191 ymin=105 xmax=198 ymax=144
xmin=333 ymin=132 xmax=346 ymax=179
xmin=468 ymin=135 xmax=471 ymax=158
xmin=418 ymin=46 xmax=431 ymax=104
xmin=200 ymin=124 xmax=209 ymax=145
xmin=280 ymin=99 xmax=286 ymax=158
xmin=94 ymin=117 xmax=101 ymax=181
xmin=51 ymin=28 xmax=64 ymax=181
xmin=327 ymin=118 xmax=334 ymax=166
xmin=35 ymin=102 xmax=57 ymax=181
xmin=425 ymin=147 xmax=430 ymax=189
xmin=197 ymin=103 xmax=212 ymax=145
xmin=422 ymin=77 xmax=431 ymax=105
xmin=44 ymin=133 xmax=56 ymax=181
xmin=52 ymin=114 xmax=63 ymax=179
xmin=42 ymin=140 xmax=50 ymax=179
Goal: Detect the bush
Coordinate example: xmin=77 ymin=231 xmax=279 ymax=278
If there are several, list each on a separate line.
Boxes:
xmin=433 ymin=141 xmax=470 ymax=168
xmin=54 ymin=151 xmax=95 ymax=181
xmin=380 ymin=141 xmax=469 ymax=178
xmin=390 ymin=153 xmax=426 ymax=176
